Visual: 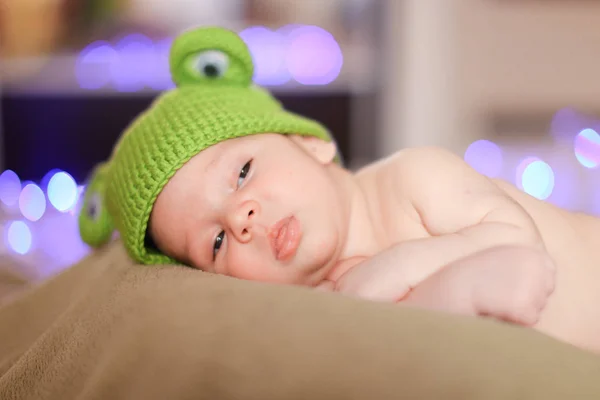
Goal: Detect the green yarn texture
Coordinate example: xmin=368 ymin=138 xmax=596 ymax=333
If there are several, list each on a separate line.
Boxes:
xmin=78 ymin=26 xmax=334 ymax=265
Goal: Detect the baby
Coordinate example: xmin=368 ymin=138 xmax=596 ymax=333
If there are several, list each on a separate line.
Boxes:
xmin=79 ymin=27 xmax=600 ymax=353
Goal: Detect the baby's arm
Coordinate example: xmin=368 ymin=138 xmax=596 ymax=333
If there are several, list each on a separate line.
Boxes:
xmin=336 ymin=147 xmax=551 ymax=302
xmin=400 ymin=245 xmax=555 ymax=326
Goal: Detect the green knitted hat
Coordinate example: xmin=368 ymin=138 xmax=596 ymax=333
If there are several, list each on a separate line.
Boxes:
xmin=78 ymin=26 xmax=335 ymax=265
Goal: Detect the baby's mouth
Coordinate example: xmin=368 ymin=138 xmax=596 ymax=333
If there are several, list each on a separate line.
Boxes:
xmin=268 ymin=216 xmax=302 ymax=262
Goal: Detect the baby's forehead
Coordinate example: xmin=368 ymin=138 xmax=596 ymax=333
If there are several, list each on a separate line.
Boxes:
xmin=194 ymin=133 xmax=283 ymax=162
xmin=177 ymin=133 xmax=289 ymax=179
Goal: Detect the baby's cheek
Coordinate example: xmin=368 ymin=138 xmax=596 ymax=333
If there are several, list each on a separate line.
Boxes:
xmin=225 ymin=251 xmax=273 ymax=282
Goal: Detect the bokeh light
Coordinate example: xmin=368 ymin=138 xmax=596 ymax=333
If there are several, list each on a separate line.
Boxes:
xmin=464 ymin=140 xmax=503 ymax=178
xmin=550 ymin=107 xmax=585 ymax=140
xmin=37 ymin=213 xmax=90 ymax=272
xmin=516 ymin=157 xmax=555 ymax=200
xmin=111 ymin=34 xmax=156 ymax=92
xmin=240 ymin=26 xmax=291 ymax=86
xmin=574 ymin=128 xmax=600 ymax=169
xmin=6 ymin=221 xmax=32 ymax=255
xmin=148 ymin=37 xmax=175 ymax=90
xmin=285 ymin=25 xmax=344 ymax=85
xmin=593 ymin=184 xmax=600 ymax=216
xmin=76 ymin=26 xmax=344 ymax=90
xmin=19 ymin=183 xmax=46 ymax=221
xmin=47 ymin=172 xmax=78 ymax=212
xmin=0 ymin=167 xmax=91 ymax=272
xmin=75 ymin=41 xmax=118 ymax=90
xmin=40 ymin=168 xmax=61 ymax=192
xmin=0 ymin=170 xmax=22 ymax=206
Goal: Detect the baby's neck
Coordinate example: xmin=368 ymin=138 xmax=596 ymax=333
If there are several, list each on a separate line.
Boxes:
xmin=323 ymin=164 xmax=382 ymax=281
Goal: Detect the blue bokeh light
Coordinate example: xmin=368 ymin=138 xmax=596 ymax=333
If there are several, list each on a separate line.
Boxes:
xmin=41 ymin=168 xmax=61 ymax=191
xmin=47 ymin=171 xmax=78 ymax=212
xmin=19 ymin=183 xmax=46 ymax=221
xmin=6 ymin=221 xmax=32 ymax=255
xmin=517 ymin=158 xmax=555 ymax=200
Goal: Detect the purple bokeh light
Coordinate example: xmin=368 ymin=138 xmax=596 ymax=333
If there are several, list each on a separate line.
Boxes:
xmin=593 ymin=183 xmax=600 ymax=216
xmin=147 ymin=37 xmax=175 ymax=90
xmin=110 ymin=34 xmax=155 ymax=92
xmin=0 ymin=170 xmax=22 ymax=207
xmin=464 ymin=140 xmax=503 ymax=178
xmin=550 ymin=107 xmax=587 ymax=140
xmin=76 ymin=25 xmax=344 ymax=90
xmin=19 ymin=183 xmax=46 ymax=222
xmin=240 ymin=26 xmax=291 ymax=86
xmin=285 ymin=25 xmax=344 ymax=85
xmin=75 ymin=41 xmax=118 ymax=90
xmin=37 ymin=213 xmax=90 ymax=275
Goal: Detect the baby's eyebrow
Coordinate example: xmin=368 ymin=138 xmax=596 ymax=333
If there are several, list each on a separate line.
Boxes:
xmin=204 ymin=149 xmax=225 ymax=175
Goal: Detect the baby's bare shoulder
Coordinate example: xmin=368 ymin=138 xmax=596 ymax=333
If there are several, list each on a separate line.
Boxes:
xmin=355 ymin=146 xmax=467 ymax=190
xmin=389 ymin=146 xmax=466 ymax=174
xmin=354 ymin=146 xmax=518 ymax=234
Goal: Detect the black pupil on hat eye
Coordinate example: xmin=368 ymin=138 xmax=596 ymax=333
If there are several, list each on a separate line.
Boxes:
xmin=203 ymin=64 xmax=219 ymax=77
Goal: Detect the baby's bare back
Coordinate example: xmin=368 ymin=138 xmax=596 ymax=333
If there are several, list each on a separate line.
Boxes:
xmin=493 ymin=179 xmax=600 ymax=352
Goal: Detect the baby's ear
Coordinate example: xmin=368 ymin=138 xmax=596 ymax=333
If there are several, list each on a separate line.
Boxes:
xmin=289 ymin=135 xmax=337 ymax=165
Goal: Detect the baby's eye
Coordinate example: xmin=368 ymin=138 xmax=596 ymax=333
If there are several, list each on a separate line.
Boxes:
xmin=213 ymin=230 xmax=225 ymax=260
xmin=237 ymin=160 xmax=252 ymax=188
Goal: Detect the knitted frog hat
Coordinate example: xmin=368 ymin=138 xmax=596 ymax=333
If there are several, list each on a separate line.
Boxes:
xmin=78 ymin=26 xmax=335 ymax=265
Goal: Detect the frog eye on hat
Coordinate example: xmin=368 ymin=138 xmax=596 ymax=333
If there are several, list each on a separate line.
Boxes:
xmin=190 ymin=50 xmax=229 ymax=78
xmin=78 ymin=163 xmax=114 ymax=248
xmin=169 ymin=26 xmax=254 ymax=88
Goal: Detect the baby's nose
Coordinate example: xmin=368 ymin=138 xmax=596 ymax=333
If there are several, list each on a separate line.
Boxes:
xmin=228 ymin=200 xmax=260 ymax=243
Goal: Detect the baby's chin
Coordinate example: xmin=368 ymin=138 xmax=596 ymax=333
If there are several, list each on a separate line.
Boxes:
xmin=287 ymin=253 xmax=337 ymax=285
xmin=299 ymin=235 xmax=340 ymax=270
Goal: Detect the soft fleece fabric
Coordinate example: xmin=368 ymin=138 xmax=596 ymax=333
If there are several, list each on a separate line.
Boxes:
xmin=1 ymin=242 xmax=600 ymax=399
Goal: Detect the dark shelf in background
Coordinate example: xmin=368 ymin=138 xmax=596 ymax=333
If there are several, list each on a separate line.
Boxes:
xmin=1 ymin=92 xmax=355 ymax=183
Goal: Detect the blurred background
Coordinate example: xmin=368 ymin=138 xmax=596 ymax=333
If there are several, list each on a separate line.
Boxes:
xmin=0 ymin=0 xmax=598 ymax=290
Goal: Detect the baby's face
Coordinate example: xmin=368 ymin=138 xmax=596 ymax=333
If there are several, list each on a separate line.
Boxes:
xmin=150 ymin=133 xmax=347 ymax=285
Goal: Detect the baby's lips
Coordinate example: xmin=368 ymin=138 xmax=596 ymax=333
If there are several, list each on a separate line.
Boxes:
xmin=268 ymin=216 xmax=302 ymax=261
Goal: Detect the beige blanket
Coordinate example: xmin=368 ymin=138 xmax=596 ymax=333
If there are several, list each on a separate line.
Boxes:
xmin=1 ymin=242 xmax=600 ymax=399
